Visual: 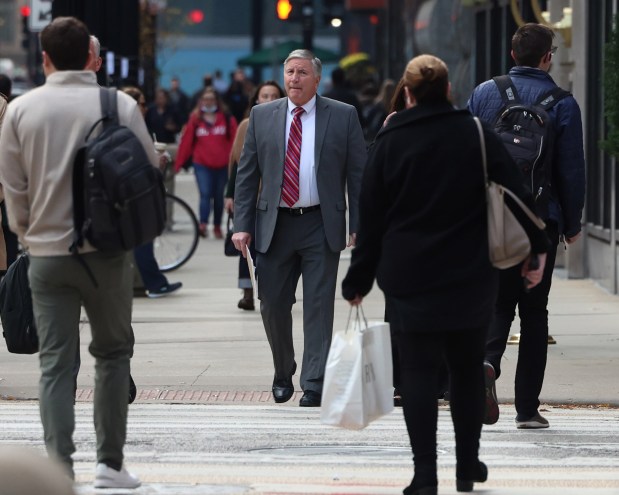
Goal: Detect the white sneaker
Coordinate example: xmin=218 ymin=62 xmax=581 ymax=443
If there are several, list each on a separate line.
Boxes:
xmin=94 ymin=463 xmax=141 ymax=489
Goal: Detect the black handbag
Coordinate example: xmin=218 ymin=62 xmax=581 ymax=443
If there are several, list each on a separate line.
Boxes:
xmin=224 ymin=214 xmax=239 ymax=257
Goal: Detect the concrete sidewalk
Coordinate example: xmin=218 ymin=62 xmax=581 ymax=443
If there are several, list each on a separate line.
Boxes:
xmin=1 ymin=174 xmax=619 ymax=406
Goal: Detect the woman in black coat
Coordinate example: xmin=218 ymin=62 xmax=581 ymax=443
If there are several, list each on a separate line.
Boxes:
xmin=341 ymin=55 xmax=549 ymax=495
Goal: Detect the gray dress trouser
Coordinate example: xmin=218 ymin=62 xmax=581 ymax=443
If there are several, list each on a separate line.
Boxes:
xmin=257 ymin=209 xmax=340 ymax=394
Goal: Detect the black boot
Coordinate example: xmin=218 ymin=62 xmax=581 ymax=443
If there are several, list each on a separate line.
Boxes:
xmin=238 ymin=288 xmax=255 ymax=311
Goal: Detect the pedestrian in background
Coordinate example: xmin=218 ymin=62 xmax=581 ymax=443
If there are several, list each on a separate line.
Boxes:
xmin=168 ymin=76 xmax=190 ymax=126
xmin=224 ymin=68 xmax=250 ymax=123
xmin=342 ymin=54 xmax=549 ymax=495
xmin=364 ymin=78 xmax=396 ymax=142
xmin=145 ymin=88 xmax=181 ymax=144
xmin=323 ymin=67 xmax=364 ymax=127
xmin=175 ymin=86 xmax=238 ymax=239
xmin=189 ymin=73 xmax=213 ymax=112
xmin=468 ymin=22 xmax=586 ymax=430
xmin=123 ymin=85 xmax=183 ymax=298
xmin=232 ymin=49 xmax=366 ymax=407
xmin=225 ymin=80 xmax=286 ymax=311
xmin=0 ymin=17 xmax=153 ymax=488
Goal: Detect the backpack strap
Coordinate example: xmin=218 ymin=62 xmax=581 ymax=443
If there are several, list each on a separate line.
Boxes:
xmin=69 ymin=148 xmax=99 ymax=288
xmin=493 ymin=75 xmax=521 ymax=105
xmin=535 ymin=86 xmax=571 ymax=111
xmin=71 ymin=147 xmax=86 ymax=253
xmin=100 ymin=87 xmax=119 ymax=128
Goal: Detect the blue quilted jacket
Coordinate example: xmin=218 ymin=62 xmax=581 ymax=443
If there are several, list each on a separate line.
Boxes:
xmin=467 ymin=66 xmax=585 ymax=238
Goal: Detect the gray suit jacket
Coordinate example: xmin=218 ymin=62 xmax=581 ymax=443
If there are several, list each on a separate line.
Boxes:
xmin=234 ymin=95 xmax=367 ymax=253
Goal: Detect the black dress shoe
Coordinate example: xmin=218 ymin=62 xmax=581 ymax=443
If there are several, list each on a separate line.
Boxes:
xmin=456 ymin=461 xmax=488 ymax=492
xmin=272 ymin=381 xmax=294 ymax=403
xmin=272 ymin=362 xmax=297 ymax=403
xmin=299 ymin=390 xmax=321 ymax=407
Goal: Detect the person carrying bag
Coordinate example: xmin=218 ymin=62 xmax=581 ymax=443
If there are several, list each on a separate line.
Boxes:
xmin=341 ymin=55 xmax=548 ymax=495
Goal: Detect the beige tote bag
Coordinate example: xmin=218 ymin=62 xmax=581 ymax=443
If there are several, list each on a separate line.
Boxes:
xmin=473 ymin=117 xmax=545 ymax=269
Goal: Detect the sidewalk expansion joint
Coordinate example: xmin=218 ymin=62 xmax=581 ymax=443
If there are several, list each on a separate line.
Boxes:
xmin=75 ymin=389 xmax=304 ymax=404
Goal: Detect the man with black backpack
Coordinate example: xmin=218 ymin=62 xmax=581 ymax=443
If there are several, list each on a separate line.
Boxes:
xmin=0 ymin=17 xmax=159 ymax=488
xmin=468 ymin=23 xmax=585 ymax=429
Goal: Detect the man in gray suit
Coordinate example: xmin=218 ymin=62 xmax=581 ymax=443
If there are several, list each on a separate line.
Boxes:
xmin=232 ymin=50 xmax=366 ymax=407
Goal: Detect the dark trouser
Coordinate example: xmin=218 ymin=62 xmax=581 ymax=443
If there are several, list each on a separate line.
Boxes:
xmin=134 ymin=241 xmax=168 ymax=291
xmin=388 ymin=297 xmax=485 ymax=485
xmin=257 ymin=209 xmax=339 ymax=393
xmin=485 ymin=222 xmax=559 ymax=418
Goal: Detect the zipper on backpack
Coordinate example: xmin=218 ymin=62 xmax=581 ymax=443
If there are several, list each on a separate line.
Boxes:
xmin=535 ymin=186 xmax=543 ymax=200
xmin=530 ymin=137 xmax=544 ymax=196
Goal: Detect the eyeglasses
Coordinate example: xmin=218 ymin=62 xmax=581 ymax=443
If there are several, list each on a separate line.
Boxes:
xmin=550 ymin=46 xmax=558 ymax=55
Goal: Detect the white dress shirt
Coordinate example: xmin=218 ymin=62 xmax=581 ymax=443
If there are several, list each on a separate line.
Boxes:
xmin=281 ymin=96 xmax=320 ymax=207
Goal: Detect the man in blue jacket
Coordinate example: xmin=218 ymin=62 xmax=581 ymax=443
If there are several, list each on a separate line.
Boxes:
xmin=468 ymin=23 xmax=585 ymax=429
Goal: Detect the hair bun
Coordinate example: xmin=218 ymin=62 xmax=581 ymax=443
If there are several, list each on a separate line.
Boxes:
xmin=420 ymin=66 xmax=435 ymax=81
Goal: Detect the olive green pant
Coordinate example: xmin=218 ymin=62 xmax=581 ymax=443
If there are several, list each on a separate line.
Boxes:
xmin=28 ymin=252 xmax=133 ymax=475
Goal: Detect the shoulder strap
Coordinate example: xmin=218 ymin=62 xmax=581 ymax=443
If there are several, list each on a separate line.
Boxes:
xmin=535 ymin=86 xmax=571 ymax=111
xmin=473 ymin=117 xmax=488 ymax=185
xmin=100 ymin=86 xmax=119 ymax=128
xmin=493 ymin=75 xmax=521 ymax=105
xmin=85 ymin=87 xmax=119 ymax=141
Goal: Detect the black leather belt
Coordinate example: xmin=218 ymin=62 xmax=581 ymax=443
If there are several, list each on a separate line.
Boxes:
xmin=278 ymin=205 xmax=321 ymax=216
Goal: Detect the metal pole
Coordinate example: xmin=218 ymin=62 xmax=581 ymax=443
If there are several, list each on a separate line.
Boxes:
xmin=251 ymin=0 xmax=263 ymax=83
xmin=301 ymin=0 xmax=314 ymax=50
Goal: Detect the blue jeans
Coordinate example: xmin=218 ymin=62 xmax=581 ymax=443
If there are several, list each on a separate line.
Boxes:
xmin=134 ymin=241 xmax=168 ymax=291
xmin=193 ymin=164 xmax=227 ymax=226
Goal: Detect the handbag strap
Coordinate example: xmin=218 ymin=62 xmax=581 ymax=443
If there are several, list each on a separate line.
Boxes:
xmin=473 ymin=117 xmax=488 ymax=186
xmin=345 ymin=305 xmax=369 ymax=334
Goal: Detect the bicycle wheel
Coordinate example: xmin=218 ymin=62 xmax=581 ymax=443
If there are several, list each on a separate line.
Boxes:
xmin=154 ymin=193 xmax=199 ymax=272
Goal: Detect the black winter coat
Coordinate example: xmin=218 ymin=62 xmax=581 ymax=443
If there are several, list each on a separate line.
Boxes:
xmin=341 ymin=101 xmax=549 ymax=331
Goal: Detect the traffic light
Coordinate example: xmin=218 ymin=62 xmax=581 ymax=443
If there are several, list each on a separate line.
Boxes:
xmin=188 ymin=9 xmax=204 ymax=24
xmin=20 ymin=6 xmax=31 ymax=50
xmin=323 ymin=0 xmax=345 ymax=27
xmin=276 ymin=0 xmax=293 ymax=20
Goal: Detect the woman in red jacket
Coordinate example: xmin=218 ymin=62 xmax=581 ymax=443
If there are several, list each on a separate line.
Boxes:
xmin=175 ymin=86 xmax=237 ymax=238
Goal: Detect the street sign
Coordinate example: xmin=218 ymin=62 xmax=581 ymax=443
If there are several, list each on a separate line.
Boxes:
xmin=28 ymin=0 xmax=52 ymax=32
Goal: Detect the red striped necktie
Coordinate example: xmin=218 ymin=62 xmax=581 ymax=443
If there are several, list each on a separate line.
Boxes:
xmin=281 ymin=106 xmax=305 ymax=207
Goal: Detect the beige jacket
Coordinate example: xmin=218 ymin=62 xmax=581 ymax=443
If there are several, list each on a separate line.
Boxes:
xmin=0 ymin=71 xmax=158 ymax=256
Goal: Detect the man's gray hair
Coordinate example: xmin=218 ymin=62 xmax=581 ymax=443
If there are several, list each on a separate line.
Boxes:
xmin=284 ymin=49 xmax=322 ymax=77
xmin=90 ymin=35 xmax=100 ymax=58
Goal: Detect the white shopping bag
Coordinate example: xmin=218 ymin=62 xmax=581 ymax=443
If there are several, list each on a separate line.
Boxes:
xmin=321 ymin=306 xmax=394 ymax=430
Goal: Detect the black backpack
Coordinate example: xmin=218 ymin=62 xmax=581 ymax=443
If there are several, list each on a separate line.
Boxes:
xmin=492 ymin=75 xmax=571 ymax=218
xmin=72 ymin=87 xmax=166 ymax=256
xmin=0 ymin=254 xmax=38 ymax=354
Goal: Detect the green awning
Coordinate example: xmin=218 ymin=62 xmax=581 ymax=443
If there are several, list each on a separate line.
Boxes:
xmin=237 ymin=40 xmax=340 ymax=67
